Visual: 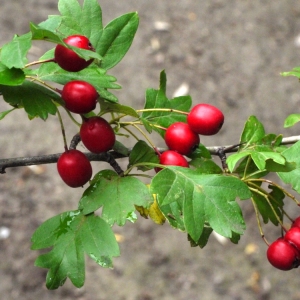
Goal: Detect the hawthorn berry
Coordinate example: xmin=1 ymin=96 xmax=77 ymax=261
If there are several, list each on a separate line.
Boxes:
xmin=155 ymin=150 xmax=189 ymax=172
xmin=80 ymin=116 xmax=116 ymax=153
xmin=164 ymin=122 xmax=200 ymax=155
xmin=57 ymin=149 xmax=92 ymax=188
xmin=284 ymin=227 xmax=300 ymax=251
xmin=266 ymin=238 xmax=300 ymax=270
xmin=61 ymin=80 xmax=98 ymax=114
xmin=187 ymin=103 xmax=224 ymax=135
xmin=292 ymin=216 xmax=300 ymax=228
xmin=54 ymin=35 xmax=94 ymax=72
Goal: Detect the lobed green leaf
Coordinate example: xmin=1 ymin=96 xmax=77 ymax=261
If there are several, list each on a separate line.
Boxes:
xmin=79 ymin=170 xmax=153 ymax=226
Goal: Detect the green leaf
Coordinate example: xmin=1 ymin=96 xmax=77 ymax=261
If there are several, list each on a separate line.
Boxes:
xmin=37 ymin=64 xmax=120 ymax=101
xmin=113 ymin=140 xmax=130 ymax=156
xmin=189 ymin=158 xmax=223 ymax=174
xmin=188 ymin=227 xmax=213 ymax=248
xmin=159 ymin=70 xmax=167 ymax=94
xmin=281 ymin=67 xmax=300 ymax=78
xmin=0 ymin=108 xmax=15 ymax=120
xmin=99 ymin=99 xmax=138 ymax=117
xmin=55 ymin=0 xmax=103 ymax=48
xmin=38 ymin=15 xmax=62 ymax=31
xmin=79 ymin=170 xmax=153 ymax=226
xmin=251 ymin=151 xmax=286 ymax=171
xmin=190 ymin=143 xmax=212 ymax=159
xmin=159 ymin=200 xmax=186 ymax=231
xmin=81 ymin=0 xmax=103 ymax=49
xmin=240 ymin=116 xmax=265 ymax=149
xmin=31 ymin=210 xmax=119 ymax=289
xmin=98 ymin=12 xmax=139 ymax=69
xmin=142 ymin=84 xmax=191 ymax=138
xmin=0 ymin=81 xmax=59 ymax=119
xmin=227 ymin=151 xmax=252 ymax=173
xmin=30 ymin=23 xmax=102 ymax=61
xmin=284 ymin=114 xmax=300 ymax=128
xmin=151 ymin=167 xmax=251 ymax=241
xmin=128 ymin=140 xmax=159 ymax=171
xmin=0 ymin=32 xmax=32 ymax=68
xmin=0 ymin=63 xmax=25 ymax=86
xmin=278 ymin=140 xmax=300 ymax=193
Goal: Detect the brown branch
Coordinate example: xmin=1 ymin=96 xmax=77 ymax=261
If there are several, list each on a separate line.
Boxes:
xmin=1 ymin=135 xmax=299 ymax=174
xmin=0 ymin=151 xmax=126 ymax=174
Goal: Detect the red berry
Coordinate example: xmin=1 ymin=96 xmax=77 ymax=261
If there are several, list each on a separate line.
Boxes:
xmin=57 ymin=149 xmax=92 ymax=188
xmin=165 ymin=122 xmax=199 ymax=155
xmin=187 ymin=103 xmax=224 ymax=135
xmin=54 ymin=35 xmax=94 ymax=72
xmin=285 ymin=227 xmax=300 ymax=251
xmin=80 ymin=116 xmax=116 ymax=153
xmin=292 ymin=216 xmax=300 ymax=228
xmin=155 ymin=150 xmax=189 ymax=173
xmin=266 ymin=238 xmax=300 ymax=270
xmin=61 ymin=80 xmax=98 ymax=114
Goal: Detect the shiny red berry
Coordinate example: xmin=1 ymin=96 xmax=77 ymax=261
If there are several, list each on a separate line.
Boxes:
xmin=61 ymin=80 xmax=98 ymax=114
xmin=187 ymin=103 xmax=224 ymax=135
xmin=285 ymin=227 xmax=300 ymax=251
xmin=267 ymin=238 xmax=300 ymax=270
xmin=57 ymin=149 xmax=92 ymax=188
xmin=155 ymin=150 xmax=189 ymax=173
xmin=54 ymin=35 xmax=94 ymax=72
xmin=292 ymin=216 xmax=300 ymax=228
xmin=165 ymin=122 xmax=199 ymax=155
xmin=80 ymin=116 xmax=116 ymax=153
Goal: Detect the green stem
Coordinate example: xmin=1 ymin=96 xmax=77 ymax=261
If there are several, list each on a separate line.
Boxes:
xmin=136 ymin=108 xmax=187 ymax=115
xmin=248 ymin=183 xmax=287 ymax=231
xmin=24 ymin=58 xmax=55 ymax=68
xmin=56 ymin=108 xmax=68 ymax=151
xmin=26 ymin=75 xmax=59 ymax=93
xmin=131 ymin=123 xmax=159 ymax=152
xmin=248 ymin=178 xmax=300 ymax=205
xmin=124 ymin=162 xmax=162 ymax=176
xmin=250 ymin=197 xmax=269 ymax=246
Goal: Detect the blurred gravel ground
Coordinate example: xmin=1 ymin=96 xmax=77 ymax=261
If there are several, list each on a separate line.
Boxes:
xmin=1 ymin=1 xmax=300 ymax=299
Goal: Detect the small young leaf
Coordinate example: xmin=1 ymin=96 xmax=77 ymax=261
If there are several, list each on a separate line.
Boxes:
xmin=142 ymin=83 xmax=191 ymax=138
xmin=284 ymin=114 xmax=300 ymax=128
xmin=251 ymin=151 xmax=286 ymax=171
xmin=0 ymin=108 xmax=15 ymax=120
xmin=226 ymin=151 xmax=252 ymax=173
xmin=79 ymin=170 xmax=153 ymax=226
xmin=281 ymin=67 xmax=300 ymax=78
xmin=99 ymin=99 xmax=138 ymax=117
xmin=128 ymin=140 xmax=159 ymax=171
xmin=240 ymin=116 xmax=265 ymax=149
xmin=98 ymin=12 xmax=139 ymax=69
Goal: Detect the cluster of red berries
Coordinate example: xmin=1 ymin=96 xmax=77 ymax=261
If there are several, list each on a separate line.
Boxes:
xmin=54 ymin=35 xmax=116 ymax=188
xmin=157 ymin=104 xmax=224 ymax=169
xmin=267 ymin=217 xmax=300 ymax=270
